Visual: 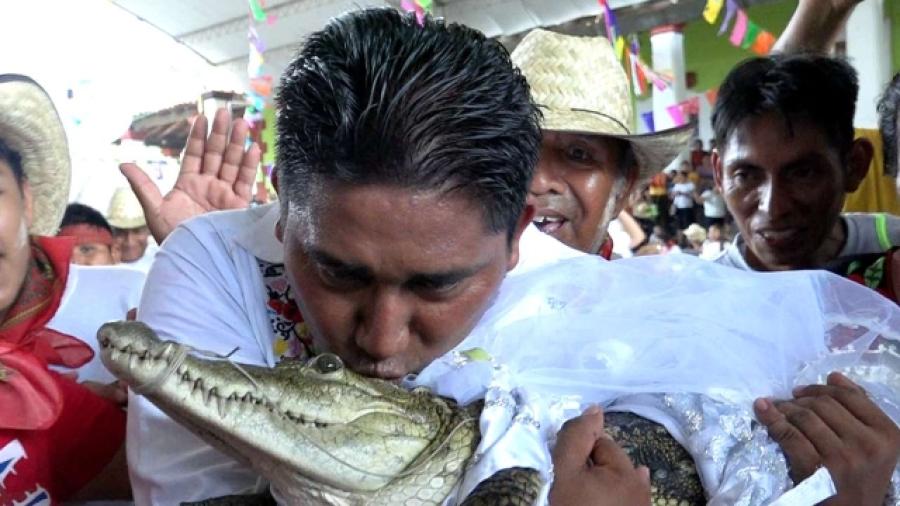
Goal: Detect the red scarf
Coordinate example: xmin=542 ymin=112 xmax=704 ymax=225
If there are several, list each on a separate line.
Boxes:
xmin=0 ymin=236 xmax=94 ymax=430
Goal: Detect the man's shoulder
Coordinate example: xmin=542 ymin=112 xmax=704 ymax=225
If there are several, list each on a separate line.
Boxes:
xmin=165 ymin=203 xmax=281 ymax=263
xmin=841 ymin=212 xmax=900 ymax=258
xmin=178 ymin=204 xmax=274 ymax=239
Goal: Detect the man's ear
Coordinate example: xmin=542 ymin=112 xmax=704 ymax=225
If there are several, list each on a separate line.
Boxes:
xmin=275 ymin=216 xmax=284 ymax=244
xmin=712 ymin=149 xmax=724 ymax=192
xmin=506 ymin=204 xmax=535 ymax=272
xmin=845 ymin=138 xmax=874 ymax=193
xmin=613 ymin=171 xmax=641 ymax=217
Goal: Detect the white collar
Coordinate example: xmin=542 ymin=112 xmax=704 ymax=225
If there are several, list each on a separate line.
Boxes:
xmin=233 ymin=202 xmax=284 ymax=264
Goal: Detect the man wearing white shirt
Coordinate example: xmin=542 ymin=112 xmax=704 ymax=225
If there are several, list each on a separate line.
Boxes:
xmin=127 ymin=9 xmax=650 ymax=506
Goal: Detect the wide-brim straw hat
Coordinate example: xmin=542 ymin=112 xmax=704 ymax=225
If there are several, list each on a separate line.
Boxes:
xmin=107 ymin=187 xmax=147 ymax=229
xmin=0 ymin=74 xmax=71 ymax=236
xmin=512 ymin=29 xmax=693 ymax=180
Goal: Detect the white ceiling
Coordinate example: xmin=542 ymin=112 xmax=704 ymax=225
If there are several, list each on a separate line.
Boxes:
xmin=112 ymin=0 xmax=647 ymax=88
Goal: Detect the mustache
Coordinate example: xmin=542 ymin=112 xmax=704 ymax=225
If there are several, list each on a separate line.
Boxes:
xmin=528 ymin=194 xmax=577 ymax=216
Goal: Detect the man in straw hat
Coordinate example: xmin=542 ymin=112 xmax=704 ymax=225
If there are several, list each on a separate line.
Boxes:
xmin=107 ymin=186 xmax=157 ymax=272
xmin=512 ymin=29 xmax=693 ymax=257
xmin=0 ymin=74 xmax=139 ymax=501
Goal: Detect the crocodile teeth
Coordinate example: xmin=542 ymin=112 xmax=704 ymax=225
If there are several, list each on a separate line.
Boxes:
xmin=206 ymin=387 xmax=218 ymax=406
xmin=216 ymin=395 xmax=227 ymax=419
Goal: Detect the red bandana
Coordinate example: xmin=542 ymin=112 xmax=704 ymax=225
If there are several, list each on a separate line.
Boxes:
xmin=0 ymin=236 xmax=94 ymax=430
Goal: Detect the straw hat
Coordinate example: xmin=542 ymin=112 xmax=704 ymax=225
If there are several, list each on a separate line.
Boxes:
xmin=0 ymin=74 xmax=71 ymax=236
xmin=684 ymin=223 xmax=707 ymax=243
xmin=511 ymin=29 xmax=693 ymax=180
xmin=107 ymin=187 xmax=147 ymax=229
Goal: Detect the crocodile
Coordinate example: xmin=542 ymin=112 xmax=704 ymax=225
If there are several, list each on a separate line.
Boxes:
xmin=98 ymin=321 xmax=703 ymax=505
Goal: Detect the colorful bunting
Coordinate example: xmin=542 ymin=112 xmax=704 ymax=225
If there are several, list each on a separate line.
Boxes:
xmin=741 ymin=21 xmax=761 ymax=49
xmin=250 ymin=76 xmax=273 ymax=97
xmin=598 ymin=0 xmax=619 ymax=41
xmin=641 ymin=111 xmax=655 ymax=133
xmin=667 ymin=104 xmax=686 ymax=127
xmin=718 ymin=0 xmax=738 ymax=35
xmin=703 ymin=0 xmax=724 ymax=24
xmin=630 ymin=52 xmax=648 ymax=95
xmin=401 ymin=0 xmax=432 ymax=25
xmin=729 ymin=10 xmax=749 ymax=47
xmin=248 ymin=0 xmax=268 ymax=23
xmin=750 ymin=31 xmax=776 ymax=55
xmin=245 ymin=0 xmax=277 ymax=122
xmin=614 ymin=36 xmax=626 ymax=61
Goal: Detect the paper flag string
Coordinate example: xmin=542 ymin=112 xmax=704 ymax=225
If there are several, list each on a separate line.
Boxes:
xmin=250 ymin=76 xmax=273 ymax=97
xmin=750 ymin=31 xmax=776 ymax=55
xmin=641 ymin=111 xmax=655 ymax=133
xmin=248 ymin=0 xmax=267 ymax=23
xmin=630 ymin=53 xmax=648 ymax=94
xmin=667 ymin=104 xmax=686 ymax=126
xmin=401 ymin=0 xmax=428 ymax=25
xmin=248 ymin=27 xmax=265 ymax=53
xmin=598 ymin=0 xmax=619 ymax=40
xmin=615 ymin=36 xmax=626 ymax=61
xmin=703 ymin=0 xmax=724 ymax=24
xmin=719 ymin=0 xmax=738 ymax=35
xmin=741 ymin=21 xmax=761 ymax=49
xmin=248 ymin=48 xmax=264 ymax=77
xmin=729 ymin=10 xmax=748 ymax=46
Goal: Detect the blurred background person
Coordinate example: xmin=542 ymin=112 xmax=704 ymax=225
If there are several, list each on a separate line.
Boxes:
xmin=107 ymin=187 xmax=156 ymax=272
xmin=58 ymin=202 xmax=119 ymax=266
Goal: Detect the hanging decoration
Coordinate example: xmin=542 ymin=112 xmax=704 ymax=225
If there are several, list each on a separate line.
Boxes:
xmin=401 ymin=0 xmax=432 ymax=25
xmin=705 ymin=0 xmax=777 ymax=55
xmin=245 ymin=1 xmax=276 ymax=126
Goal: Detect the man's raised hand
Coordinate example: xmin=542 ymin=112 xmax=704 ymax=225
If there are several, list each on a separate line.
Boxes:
xmin=120 ymin=108 xmax=261 ymax=244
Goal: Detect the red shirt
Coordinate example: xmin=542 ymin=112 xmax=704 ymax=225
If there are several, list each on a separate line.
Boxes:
xmin=0 ymin=372 xmax=125 ymax=505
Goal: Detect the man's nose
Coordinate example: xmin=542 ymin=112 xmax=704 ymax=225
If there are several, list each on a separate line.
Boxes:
xmin=756 ymin=179 xmax=791 ymax=220
xmin=354 ymin=286 xmax=412 ymax=361
xmin=529 ymin=159 xmax=566 ymax=196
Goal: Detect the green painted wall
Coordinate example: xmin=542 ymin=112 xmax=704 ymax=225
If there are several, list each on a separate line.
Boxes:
xmin=890 ymin=0 xmax=900 ymax=73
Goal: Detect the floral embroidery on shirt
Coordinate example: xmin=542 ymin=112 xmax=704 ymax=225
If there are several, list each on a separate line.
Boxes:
xmin=257 ymin=260 xmax=314 ymax=361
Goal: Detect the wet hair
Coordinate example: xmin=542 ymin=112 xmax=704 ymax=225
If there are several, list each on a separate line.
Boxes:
xmin=878 ymin=72 xmax=900 ymax=177
xmin=60 ymin=203 xmax=113 ymax=233
xmin=713 ymin=54 xmax=858 ymax=160
xmin=0 ymin=137 xmax=24 ymax=188
xmin=276 ymin=8 xmax=541 ymax=237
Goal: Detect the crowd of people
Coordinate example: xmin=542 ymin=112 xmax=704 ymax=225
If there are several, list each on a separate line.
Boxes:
xmin=0 ymin=0 xmax=898 ymax=504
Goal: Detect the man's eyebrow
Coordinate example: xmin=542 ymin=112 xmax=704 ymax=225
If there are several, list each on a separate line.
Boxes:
xmin=308 ymin=249 xmax=372 ymax=277
xmin=405 ymin=262 xmax=489 ymax=287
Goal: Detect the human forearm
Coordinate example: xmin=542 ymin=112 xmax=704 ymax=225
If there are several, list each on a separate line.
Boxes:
xmin=772 ymin=0 xmax=862 ymax=54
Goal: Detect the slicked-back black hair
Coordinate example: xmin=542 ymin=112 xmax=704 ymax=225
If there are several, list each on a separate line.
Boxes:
xmin=276 ymin=8 xmax=541 ymax=237
xmin=878 ymin=72 xmax=900 ymax=177
xmin=60 ymin=202 xmax=113 ymax=233
xmin=0 ymin=137 xmax=24 ymax=188
xmin=713 ymin=54 xmax=858 ymax=160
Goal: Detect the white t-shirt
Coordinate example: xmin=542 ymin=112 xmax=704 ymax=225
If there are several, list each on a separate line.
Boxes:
xmin=700 ymin=190 xmax=726 ymax=218
xmin=671 ymin=182 xmax=695 ymax=209
xmin=47 ymin=264 xmax=145 ymax=383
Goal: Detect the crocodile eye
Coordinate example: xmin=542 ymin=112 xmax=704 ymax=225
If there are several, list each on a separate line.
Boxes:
xmin=312 ymin=354 xmax=343 ymax=374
